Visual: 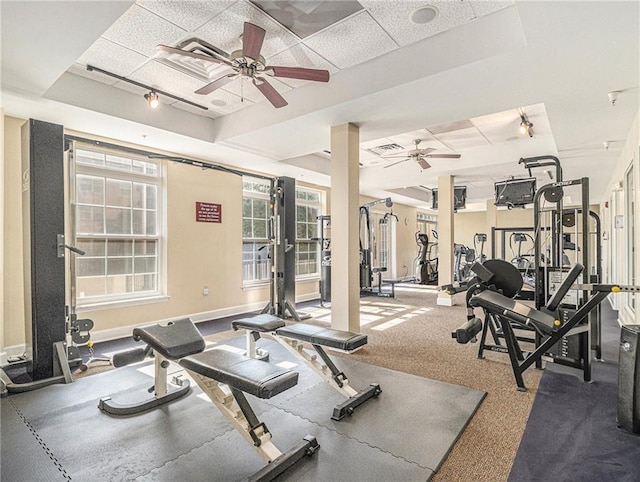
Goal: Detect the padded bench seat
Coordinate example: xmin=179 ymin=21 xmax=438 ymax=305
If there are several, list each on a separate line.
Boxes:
xmin=232 ymin=314 xmax=286 ymax=332
xmin=232 ymin=315 xmax=368 ymax=352
xmin=179 ymin=349 xmax=298 ymax=399
xmin=469 ymin=290 xmax=557 ymax=335
xmin=275 ymin=324 xmax=368 ymax=352
xmin=132 ymin=318 xmax=206 ymax=360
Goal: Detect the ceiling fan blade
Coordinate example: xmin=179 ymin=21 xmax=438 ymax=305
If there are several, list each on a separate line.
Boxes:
xmin=157 ymin=44 xmax=227 ymax=64
xmin=426 ymin=153 xmax=461 ymax=159
xmin=243 ymin=22 xmax=266 ymax=61
xmin=383 ymin=158 xmax=410 ymax=169
xmin=416 ymin=147 xmax=436 ymax=155
xmin=253 ymin=78 xmax=288 ymax=108
xmin=268 ymin=66 xmax=330 ymax=82
xmin=417 ymin=159 xmax=431 ymax=170
xmin=195 ymin=74 xmax=237 ymax=95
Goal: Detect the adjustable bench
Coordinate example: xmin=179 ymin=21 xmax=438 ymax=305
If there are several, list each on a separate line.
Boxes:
xmin=232 ymin=314 xmax=381 ymax=420
xmin=179 ymin=349 xmax=319 ymax=482
xmin=468 ymin=264 xmax=616 ymax=391
xmin=99 ymin=318 xmax=206 ymax=415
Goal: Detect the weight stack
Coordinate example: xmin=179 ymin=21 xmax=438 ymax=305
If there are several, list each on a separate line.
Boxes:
xmin=618 ymin=324 xmax=640 ymax=434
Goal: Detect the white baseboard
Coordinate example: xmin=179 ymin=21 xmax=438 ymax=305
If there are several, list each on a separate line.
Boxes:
xmin=0 ymin=344 xmax=27 ymax=366
xmin=90 ymin=295 xmax=320 ymax=343
xmin=1 ymin=296 xmax=323 ymax=354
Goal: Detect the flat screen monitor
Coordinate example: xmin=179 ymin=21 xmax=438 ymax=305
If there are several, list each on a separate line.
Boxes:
xmin=432 ymin=186 xmax=467 ymax=210
xmin=494 ymin=178 xmax=537 ymax=207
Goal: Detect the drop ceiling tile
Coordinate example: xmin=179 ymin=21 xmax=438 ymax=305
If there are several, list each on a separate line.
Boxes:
xmin=67 ymin=63 xmax=118 ymax=86
xmin=471 ymin=108 xmax=521 ymax=144
xmin=129 ymin=60 xmax=207 ymax=97
xmin=469 ymin=0 xmax=514 ymax=18
xmin=360 ymin=0 xmax=476 ymax=47
xmin=303 ymin=11 xmax=397 ymax=69
xmin=170 ymin=100 xmax=219 ymax=119
xmin=194 ymin=1 xmax=299 ymax=59
xmin=360 ymin=137 xmax=394 ymax=150
xmin=218 ymin=75 xmax=291 ymax=104
xmin=388 ymin=132 xmax=450 ymax=152
xmin=76 ymin=38 xmax=149 ymax=77
xmin=136 ymin=0 xmax=236 ymax=32
xmin=265 ymin=43 xmax=338 ymax=88
xmin=433 ymin=126 xmax=491 ymax=150
xmin=102 ymin=4 xmax=187 ymax=57
xmin=186 ymin=87 xmax=254 ymax=116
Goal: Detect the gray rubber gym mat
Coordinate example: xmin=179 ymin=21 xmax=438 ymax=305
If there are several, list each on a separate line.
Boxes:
xmin=1 ymin=337 xmax=485 ymax=481
xmin=1 ymin=400 xmax=69 ymax=481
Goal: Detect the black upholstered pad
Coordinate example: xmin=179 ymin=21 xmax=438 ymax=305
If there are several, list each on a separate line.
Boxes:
xmin=179 ymin=349 xmax=298 ymax=399
xmin=469 ymin=290 xmax=557 ymax=335
xmin=275 ymin=324 xmax=368 ymax=351
xmin=231 ymin=314 xmax=286 ymax=332
xmin=132 ymin=318 xmax=206 ymax=360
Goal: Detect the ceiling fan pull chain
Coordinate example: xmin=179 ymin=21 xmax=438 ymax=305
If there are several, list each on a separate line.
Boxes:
xmin=241 ymin=74 xmax=244 ymax=102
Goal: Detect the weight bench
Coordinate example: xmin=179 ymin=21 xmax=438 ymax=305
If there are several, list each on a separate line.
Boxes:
xmin=179 ymin=349 xmax=319 ymax=482
xmin=468 ymin=264 xmax=614 ymax=391
xmin=99 ymin=318 xmax=206 ymax=415
xmin=232 ymin=314 xmax=382 ymax=420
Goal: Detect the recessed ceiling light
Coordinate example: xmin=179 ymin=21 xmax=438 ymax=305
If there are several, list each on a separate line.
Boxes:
xmin=211 ymin=99 xmax=227 ymax=107
xmin=411 ymin=6 xmax=438 ymax=24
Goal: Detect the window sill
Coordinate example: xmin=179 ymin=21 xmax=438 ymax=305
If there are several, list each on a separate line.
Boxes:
xmin=77 ymin=295 xmax=170 ymax=313
xmin=242 ymin=281 xmax=270 ymax=290
xmin=295 ymin=275 xmax=320 ymax=282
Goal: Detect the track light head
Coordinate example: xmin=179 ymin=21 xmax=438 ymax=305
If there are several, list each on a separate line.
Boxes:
xmin=144 ymin=90 xmax=159 ymax=109
xmin=519 ymin=114 xmax=534 ymax=137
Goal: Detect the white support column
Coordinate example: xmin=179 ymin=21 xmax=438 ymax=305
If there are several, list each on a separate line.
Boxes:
xmin=0 ymin=110 xmax=4 ymax=359
xmin=437 ymin=175 xmax=454 ymax=306
xmin=330 ymin=123 xmax=360 ymax=332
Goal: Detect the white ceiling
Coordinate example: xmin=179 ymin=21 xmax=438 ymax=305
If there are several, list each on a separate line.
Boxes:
xmin=1 ymin=1 xmax=638 ymax=210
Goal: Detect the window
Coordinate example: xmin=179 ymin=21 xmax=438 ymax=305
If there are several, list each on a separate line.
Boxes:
xmin=242 ymin=178 xmax=271 ymax=283
xmin=72 ymin=145 xmax=163 ymax=305
xmin=295 ymin=188 xmax=321 ymax=277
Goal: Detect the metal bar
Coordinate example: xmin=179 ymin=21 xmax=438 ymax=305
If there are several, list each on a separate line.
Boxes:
xmin=86 ymin=64 xmax=209 ymax=110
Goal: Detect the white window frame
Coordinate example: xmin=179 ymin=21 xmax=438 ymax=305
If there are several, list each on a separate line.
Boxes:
xmin=295 ymin=187 xmax=323 ymax=279
xmin=71 ymin=142 xmax=166 ymax=308
xmin=242 ymin=177 xmax=272 ymax=286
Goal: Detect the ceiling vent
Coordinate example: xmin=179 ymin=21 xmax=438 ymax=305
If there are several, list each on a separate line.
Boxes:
xmin=367 ymin=142 xmax=404 ymax=156
xmin=156 ymin=38 xmax=229 ymax=83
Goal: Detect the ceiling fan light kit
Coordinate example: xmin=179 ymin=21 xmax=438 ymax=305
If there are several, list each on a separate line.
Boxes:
xmin=159 ymin=22 xmax=330 ymax=109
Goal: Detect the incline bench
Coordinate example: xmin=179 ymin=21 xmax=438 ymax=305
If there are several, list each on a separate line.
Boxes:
xmin=101 ymin=318 xmax=318 ymax=481
xmin=232 ymin=314 xmax=382 ymax=420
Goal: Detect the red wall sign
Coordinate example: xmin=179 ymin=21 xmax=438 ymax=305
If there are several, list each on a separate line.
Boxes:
xmin=196 ymin=202 xmax=222 ymax=223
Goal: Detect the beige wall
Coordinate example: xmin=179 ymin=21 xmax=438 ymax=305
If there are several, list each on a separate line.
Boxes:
xmin=2 ymin=116 xmax=323 ymax=354
xmin=3 ymin=116 xmax=26 ymax=349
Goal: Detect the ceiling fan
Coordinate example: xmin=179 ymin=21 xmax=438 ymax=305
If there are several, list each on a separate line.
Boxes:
xmin=382 ymin=139 xmax=461 ymax=170
xmin=157 ymin=22 xmax=330 ymax=109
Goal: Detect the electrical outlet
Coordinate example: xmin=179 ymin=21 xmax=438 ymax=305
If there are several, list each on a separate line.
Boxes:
xmin=203 ymin=286 xmax=209 ymax=296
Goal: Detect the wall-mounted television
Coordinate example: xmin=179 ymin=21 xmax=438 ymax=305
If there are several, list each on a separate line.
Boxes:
xmin=494 ymin=178 xmax=537 ymax=207
xmin=432 ymin=186 xmax=467 ymax=210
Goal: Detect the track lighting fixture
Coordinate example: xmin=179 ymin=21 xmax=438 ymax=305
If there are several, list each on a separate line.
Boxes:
xmin=144 ymin=91 xmax=159 ymax=109
xmin=519 ymin=114 xmax=534 ymax=138
xmin=86 ymin=65 xmax=208 ymax=110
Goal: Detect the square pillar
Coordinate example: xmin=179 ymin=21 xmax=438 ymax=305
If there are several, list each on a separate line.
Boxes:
xmin=330 ymin=123 xmax=360 ymax=332
xmin=437 ymin=175 xmax=454 ymax=306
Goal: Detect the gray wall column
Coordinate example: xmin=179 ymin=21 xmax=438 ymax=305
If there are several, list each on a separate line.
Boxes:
xmin=330 ymin=123 xmax=360 ymax=332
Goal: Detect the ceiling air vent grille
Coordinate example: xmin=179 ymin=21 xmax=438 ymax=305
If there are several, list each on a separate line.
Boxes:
xmin=156 ymin=38 xmax=228 ymax=83
xmin=367 ymin=143 xmax=404 ymax=156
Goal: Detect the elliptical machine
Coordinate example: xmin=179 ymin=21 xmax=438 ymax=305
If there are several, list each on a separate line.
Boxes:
xmin=414 ymin=230 xmax=438 ymax=284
